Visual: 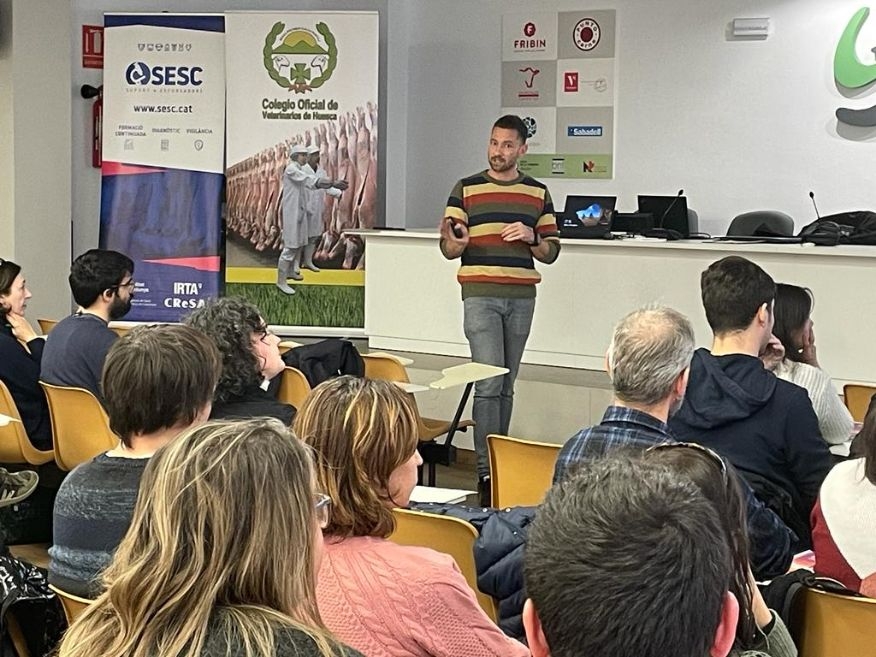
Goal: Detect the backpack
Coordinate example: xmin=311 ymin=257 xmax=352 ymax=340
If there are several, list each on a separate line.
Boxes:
xmin=799 ymin=211 xmax=876 ymax=245
xmin=760 ymin=568 xmax=862 ymax=630
xmin=0 ymin=549 xmax=66 ymax=656
xmin=281 ymin=339 xmax=364 ymax=388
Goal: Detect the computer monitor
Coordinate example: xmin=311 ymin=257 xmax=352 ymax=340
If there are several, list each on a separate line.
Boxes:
xmin=637 ymin=195 xmax=690 ymax=237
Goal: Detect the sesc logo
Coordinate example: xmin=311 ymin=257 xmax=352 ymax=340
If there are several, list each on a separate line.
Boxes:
xmin=125 ymin=61 xmax=204 ymax=86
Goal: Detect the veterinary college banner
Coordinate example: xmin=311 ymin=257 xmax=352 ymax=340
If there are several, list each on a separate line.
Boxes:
xmin=224 ymin=11 xmax=380 ymax=329
xmin=99 ymin=14 xmax=226 ymax=321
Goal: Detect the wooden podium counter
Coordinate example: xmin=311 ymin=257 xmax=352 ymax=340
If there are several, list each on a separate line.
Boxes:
xmin=350 ymin=229 xmax=876 ymax=386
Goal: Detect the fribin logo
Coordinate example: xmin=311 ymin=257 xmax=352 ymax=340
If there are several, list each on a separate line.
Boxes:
xmin=568 ymin=125 xmax=603 ymax=137
xmin=834 ymin=7 xmax=876 ymax=127
xmin=264 ymin=22 xmax=337 ymax=93
xmin=125 ymin=61 xmax=203 ymax=86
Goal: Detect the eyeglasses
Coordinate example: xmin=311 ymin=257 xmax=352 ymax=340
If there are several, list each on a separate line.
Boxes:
xmin=110 ymin=279 xmax=136 ymax=291
xmin=314 ymin=492 xmax=332 ymax=529
xmin=646 ymin=442 xmax=728 ymax=484
xmin=255 ymin=324 xmax=275 ymax=344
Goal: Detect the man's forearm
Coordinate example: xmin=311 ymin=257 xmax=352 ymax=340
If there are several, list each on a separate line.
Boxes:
xmin=531 ymin=239 xmax=559 ymax=263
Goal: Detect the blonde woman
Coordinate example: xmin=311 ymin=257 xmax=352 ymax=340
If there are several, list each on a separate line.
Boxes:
xmin=295 ymin=376 xmax=530 ymax=657
xmin=58 ymin=419 xmax=361 ymax=657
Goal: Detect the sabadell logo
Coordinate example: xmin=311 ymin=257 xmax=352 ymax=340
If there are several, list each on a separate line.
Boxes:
xmin=263 ymin=22 xmax=338 ymax=93
xmin=834 ymin=7 xmax=876 ymax=127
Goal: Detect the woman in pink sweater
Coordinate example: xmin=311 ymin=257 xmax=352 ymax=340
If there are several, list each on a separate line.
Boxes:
xmin=295 ymin=376 xmax=530 ymax=657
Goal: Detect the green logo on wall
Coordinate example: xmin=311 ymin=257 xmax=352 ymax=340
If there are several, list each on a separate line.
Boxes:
xmin=263 ymin=22 xmax=337 ymax=93
xmin=835 ymin=7 xmax=876 ymax=126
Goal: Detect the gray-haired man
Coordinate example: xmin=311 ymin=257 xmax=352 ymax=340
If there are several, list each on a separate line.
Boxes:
xmin=553 ymin=305 xmax=796 ymax=580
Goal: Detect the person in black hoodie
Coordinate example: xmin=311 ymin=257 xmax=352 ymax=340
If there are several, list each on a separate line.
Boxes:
xmin=670 ymin=255 xmax=831 ymax=547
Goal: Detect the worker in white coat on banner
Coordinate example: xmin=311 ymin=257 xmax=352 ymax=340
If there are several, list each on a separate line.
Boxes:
xmin=277 ymin=144 xmax=347 ymax=295
xmin=303 ymin=145 xmax=342 ymax=273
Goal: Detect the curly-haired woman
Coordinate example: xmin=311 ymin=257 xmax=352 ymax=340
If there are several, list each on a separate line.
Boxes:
xmin=185 ymin=297 xmax=293 ymax=424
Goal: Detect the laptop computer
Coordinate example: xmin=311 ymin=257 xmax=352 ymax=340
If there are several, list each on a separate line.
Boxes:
xmin=559 ymin=195 xmax=617 ymax=238
xmin=638 ymin=195 xmax=690 ymax=238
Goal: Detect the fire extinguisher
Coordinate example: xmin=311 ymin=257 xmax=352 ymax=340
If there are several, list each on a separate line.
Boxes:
xmin=81 ymin=84 xmax=103 ymax=168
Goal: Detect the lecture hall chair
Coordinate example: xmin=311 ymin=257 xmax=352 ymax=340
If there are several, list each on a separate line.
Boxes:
xmin=40 ymin=382 xmax=118 ymax=471
xmin=487 ymin=434 xmax=561 ymax=508
xmin=389 ymin=508 xmax=498 ymax=622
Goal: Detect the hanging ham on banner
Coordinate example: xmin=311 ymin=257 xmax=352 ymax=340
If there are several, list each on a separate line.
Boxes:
xmin=100 ymin=14 xmax=226 ymax=321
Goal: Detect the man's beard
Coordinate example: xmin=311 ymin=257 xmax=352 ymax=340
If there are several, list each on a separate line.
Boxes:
xmin=489 ymin=156 xmax=515 ymax=173
xmin=109 ymin=295 xmax=132 ymax=320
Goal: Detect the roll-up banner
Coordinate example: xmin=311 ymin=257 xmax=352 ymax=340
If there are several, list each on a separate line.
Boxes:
xmin=100 ymin=14 xmax=226 ymax=321
xmin=224 ymin=11 xmax=380 ymax=329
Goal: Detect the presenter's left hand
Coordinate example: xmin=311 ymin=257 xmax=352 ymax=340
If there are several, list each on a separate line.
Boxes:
xmin=501 ymin=222 xmax=535 ymax=243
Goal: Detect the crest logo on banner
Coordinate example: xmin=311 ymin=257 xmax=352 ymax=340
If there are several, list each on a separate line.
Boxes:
xmin=263 ymin=22 xmax=337 ymax=93
xmin=834 ymin=7 xmax=876 ymax=127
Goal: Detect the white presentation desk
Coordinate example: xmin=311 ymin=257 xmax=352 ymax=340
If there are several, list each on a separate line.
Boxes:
xmin=352 ymin=229 xmax=876 ymax=387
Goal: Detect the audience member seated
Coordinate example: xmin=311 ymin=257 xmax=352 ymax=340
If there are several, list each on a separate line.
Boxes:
xmin=57 ymin=418 xmax=362 ymax=657
xmin=524 ymin=455 xmax=775 ymax=657
xmin=644 ymin=443 xmax=797 ymax=656
xmin=49 ymin=325 xmax=219 ymax=597
xmin=812 ymin=397 xmax=876 ymax=596
xmin=41 ymin=249 xmax=135 ymax=399
xmin=554 ymin=306 xmax=794 ymax=579
xmin=669 ymin=256 xmax=831 ymax=546
xmin=295 ymin=376 xmax=529 ymax=657
xmin=185 ymin=297 xmax=293 ymax=424
xmin=0 ymin=259 xmax=51 ymax=449
xmin=771 ymin=283 xmax=853 ymax=446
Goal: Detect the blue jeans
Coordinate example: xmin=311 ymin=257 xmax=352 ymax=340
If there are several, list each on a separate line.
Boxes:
xmin=463 ymin=296 xmax=536 ymax=477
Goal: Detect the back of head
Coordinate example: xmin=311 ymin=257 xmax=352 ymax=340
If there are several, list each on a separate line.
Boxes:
xmin=772 ymin=283 xmax=813 ymax=364
xmin=643 ymin=444 xmax=756 ymax=648
xmin=102 ymin=325 xmax=221 ymax=444
xmin=294 ymin=375 xmax=418 ymax=538
xmin=525 ymin=455 xmax=732 ymax=657
xmin=60 ymin=418 xmax=330 ymax=657
xmin=69 ymin=249 xmax=134 ymax=308
xmin=701 ymin=256 xmax=775 ymax=335
xmin=493 ymin=114 xmax=528 ymax=143
xmin=0 ymin=259 xmax=22 ymax=316
xmin=183 ymin=296 xmax=263 ymax=403
xmin=607 ymin=306 xmax=694 ymax=405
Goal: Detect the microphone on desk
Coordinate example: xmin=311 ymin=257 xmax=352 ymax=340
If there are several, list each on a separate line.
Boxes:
xmin=809 ymin=191 xmax=822 ymax=220
xmin=657 ymin=189 xmax=685 ymax=228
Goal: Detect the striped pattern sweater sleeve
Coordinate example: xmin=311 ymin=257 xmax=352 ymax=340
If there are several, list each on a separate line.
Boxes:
xmin=441 ymin=172 xmax=560 ymax=299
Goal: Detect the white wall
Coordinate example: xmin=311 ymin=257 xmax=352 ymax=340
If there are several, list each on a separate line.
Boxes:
xmin=401 ymin=0 xmax=876 ymax=236
xmin=0 ymin=0 xmax=72 ymax=321
xmin=25 ymin=0 xmax=876 ymax=290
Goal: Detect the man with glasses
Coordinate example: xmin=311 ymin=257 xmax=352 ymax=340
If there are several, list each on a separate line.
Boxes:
xmin=42 ymin=249 xmax=135 ymax=400
xmin=554 ymin=305 xmax=796 ymax=580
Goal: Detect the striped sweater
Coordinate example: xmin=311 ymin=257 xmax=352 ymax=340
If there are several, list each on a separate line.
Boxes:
xmin=441 ymin=171 xmax=560 ymax=299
